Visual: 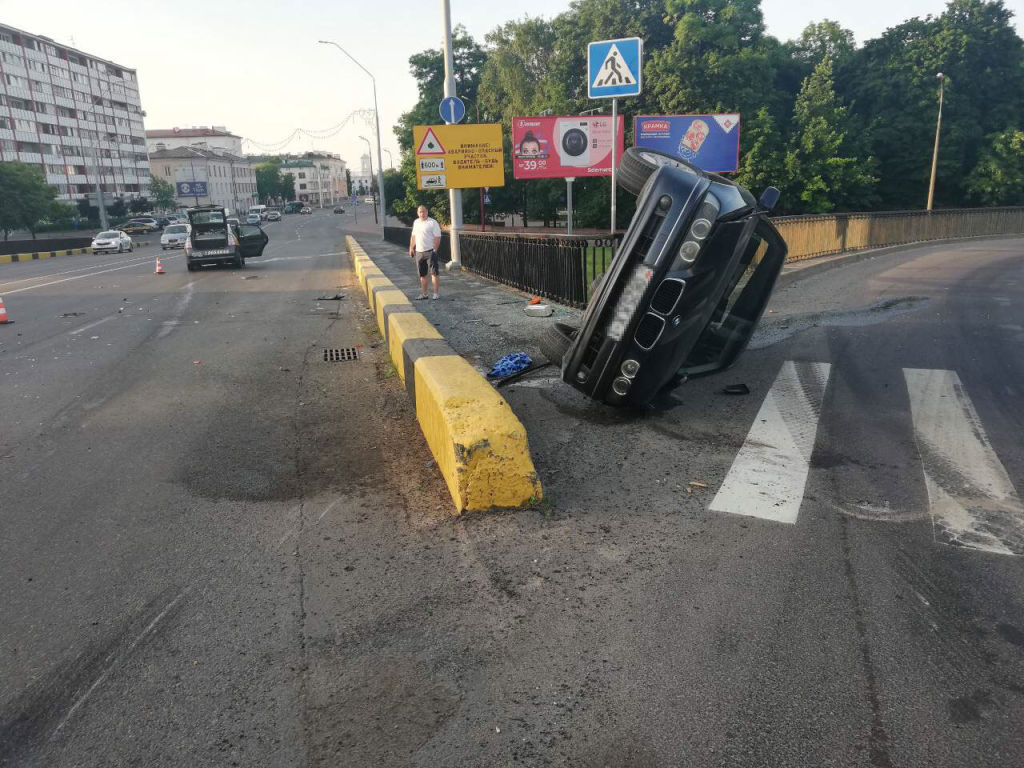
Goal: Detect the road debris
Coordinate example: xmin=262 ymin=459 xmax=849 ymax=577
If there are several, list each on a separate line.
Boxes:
xmin=487 ymin=353 xmax=532 ymax=379
xmin=722 ymin=384 xmax=750 ymax=395
xmin=524 ymin=304 xmax=553 ymax=317
xmin=316 ymin=293 xmax=346 ymax=300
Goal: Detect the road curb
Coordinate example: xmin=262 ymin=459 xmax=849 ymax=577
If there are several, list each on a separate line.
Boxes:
xmin=346 ymin=235 xmax=542 ymax=513
xmin=0 ymin=242 xmax=152 ymax=265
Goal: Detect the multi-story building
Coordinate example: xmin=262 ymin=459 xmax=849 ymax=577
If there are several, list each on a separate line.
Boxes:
xmin=145 ymin=126 xmax=242 ymax=156
xmin=349 ymin=153 xmax=374 ymax=197
xmin=148 ymin=145 xmax=257 ymax=214
xmin=0 ymin=23 xmax=150 ymax=203
xmin=267 ymin=152 xmax=347 ymax=206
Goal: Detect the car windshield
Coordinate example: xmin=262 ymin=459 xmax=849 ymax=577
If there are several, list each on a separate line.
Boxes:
xmin=97 ymin=231 xmax=120 ymax=238
xmin=165 ymin=225 xmax=187 ymax=233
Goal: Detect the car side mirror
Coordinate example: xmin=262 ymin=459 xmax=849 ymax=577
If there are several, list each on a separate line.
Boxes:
xmin=758 ymin=187 xmax=780 ymax=213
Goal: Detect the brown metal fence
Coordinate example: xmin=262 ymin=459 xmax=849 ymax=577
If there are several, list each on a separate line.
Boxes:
xmin=774 ymin=207 xmax=1024 ymax=261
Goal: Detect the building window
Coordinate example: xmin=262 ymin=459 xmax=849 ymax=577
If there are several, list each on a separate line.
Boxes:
xmin=52 ymin=84 xmax=72 ymax=98
xmin=298 ymin=172 xmax=306 ymax=179
xmin=164 ymin=166 xmax=171 ymax=176
xmin=299 ymin=184 xmax=307 ymax=190
xmin=14 ymin=119 xmax=34 ymax=132
xmin=0 ymin=117 xmax=8 ymax=129
xmin=5 ymin=74 xmax=27 ymax=88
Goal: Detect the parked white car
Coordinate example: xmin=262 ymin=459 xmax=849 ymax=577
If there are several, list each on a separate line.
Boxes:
xmin=91 ymin=230 xmax=133 ymax=253
xmin=161 ymin=223 xmax=191 ymax=249
xmin=245 ymin=213 xmax=262 ymax=225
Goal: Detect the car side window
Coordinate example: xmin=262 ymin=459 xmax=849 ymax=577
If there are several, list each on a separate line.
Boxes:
xmin=238 ymin=224 xmax=262 ymax=238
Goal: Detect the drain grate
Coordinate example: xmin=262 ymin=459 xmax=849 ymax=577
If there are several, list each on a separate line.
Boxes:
xmin=324 ymin=347 xmax=360 ymax=362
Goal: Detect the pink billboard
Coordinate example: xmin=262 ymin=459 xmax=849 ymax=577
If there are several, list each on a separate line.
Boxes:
xmin=512 ymin=115 xmax=626 ymax=180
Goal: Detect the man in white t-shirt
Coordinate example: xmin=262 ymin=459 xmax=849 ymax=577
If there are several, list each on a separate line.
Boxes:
xmin=409 ymin=205 xmax=443 ymax=300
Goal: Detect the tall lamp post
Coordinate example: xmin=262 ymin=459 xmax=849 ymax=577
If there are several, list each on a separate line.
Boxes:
xmin=359 ymin=135 xmax=377 ymax=224
xmin=927 ymin=72 xmax=947 ymax=212
xmin=318 ymin=40 xmax=386 ymax=236
xmin=383 ymin=148 xmax=394 ymax=169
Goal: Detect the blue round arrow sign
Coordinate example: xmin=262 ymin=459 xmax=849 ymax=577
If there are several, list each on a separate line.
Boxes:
xmin=439 ymin=96 xmax=466 ymax=124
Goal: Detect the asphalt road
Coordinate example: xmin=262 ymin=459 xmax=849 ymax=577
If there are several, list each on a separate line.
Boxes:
xmin=2 ymin=218 xmax=1023 ymax=767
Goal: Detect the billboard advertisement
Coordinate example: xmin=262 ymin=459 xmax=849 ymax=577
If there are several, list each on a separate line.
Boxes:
xmin=512 ymin=115 xmax=625 ymax=180
xmin=176 ymin=181 xmax=208 ymax=197
xmin=633 ymin=114 xmax=741 ymax=173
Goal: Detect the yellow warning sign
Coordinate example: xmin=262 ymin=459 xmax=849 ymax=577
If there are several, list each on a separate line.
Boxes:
xmin=413 ymin=124 xmax=504 ymax=190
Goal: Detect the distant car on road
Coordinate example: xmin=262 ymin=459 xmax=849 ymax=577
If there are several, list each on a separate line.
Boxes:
xmin=91 ymin=230 xmax=133 ymax=253
xmin=160 ymin=223 xmax=191 ymax=249
xmin=245 ymin=213 xmax=262 ymax=225
xmin=333 ymin=206 xmax=345 ymax=214
xmin=265 ymin=210 xmax=282 ymax=221
xmin=364 ymin=197 xmax=374 ymax=205
xmin=300 ymin=206 xmax=312 ymax=215
xmin=119 ymin=218 xmax=160 ymax=234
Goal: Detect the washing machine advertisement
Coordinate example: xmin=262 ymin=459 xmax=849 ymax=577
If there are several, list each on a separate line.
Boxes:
xmin=634 ymin=114 xmax=741 ymax=173
xmin=512 ymin=115 xmax=625 ymax=180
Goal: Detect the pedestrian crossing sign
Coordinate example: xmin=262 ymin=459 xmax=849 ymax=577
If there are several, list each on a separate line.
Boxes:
xmin=588 ymin=37 xmax=642 ymax=99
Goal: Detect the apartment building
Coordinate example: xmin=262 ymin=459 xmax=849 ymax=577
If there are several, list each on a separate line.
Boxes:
xmin=148 ymin=145 xmax=257 ymax=214
xmin=145 ymin=126 xmax=242 ymax=156
xmin=274 ymin=152 xmax=348 ymax=206
xmin=0 ymin=23 xmax=150 ymax=203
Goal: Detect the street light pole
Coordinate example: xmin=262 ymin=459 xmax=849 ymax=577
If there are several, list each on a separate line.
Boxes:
xmin=383 ymin=148 xmax=393 ymax=169
xmin=318 ymin=40 xmax=386 ymax=237
xmin=927 ymin=72 xmax=946 ymax=212
xmin=360 ymin=135 xmax=377 ymax=224
xmin=441 ymin=0 xmax=462 ymax=269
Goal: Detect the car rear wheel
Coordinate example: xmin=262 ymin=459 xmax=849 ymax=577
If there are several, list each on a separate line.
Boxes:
xmin=539 ymin=321 xmax=579 ymax=366
xmin=617 ymin=147 xmax=701 ymax=196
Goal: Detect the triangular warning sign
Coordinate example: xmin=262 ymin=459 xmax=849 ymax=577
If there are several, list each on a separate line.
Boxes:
xmin=592 ymin=44 xmax=637 ymax=89
xmin=713 ymin=114 xmax=740 ymax=133
xmin=417 ymin=128 xmax=446 ymax=155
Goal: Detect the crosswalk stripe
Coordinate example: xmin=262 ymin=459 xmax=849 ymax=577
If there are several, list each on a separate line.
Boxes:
xmin=710 ymin=361 xmax=832 ymax=524
xmin=903 ymin=368 xmax=1024 ymax=555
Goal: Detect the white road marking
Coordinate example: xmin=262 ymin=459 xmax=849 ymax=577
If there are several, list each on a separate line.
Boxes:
xmin=904 ymin=368 xmax=1024 ymax=555
xmin=156 ymin=281 xmax=196 ymax=339
xmin=69 ymin=316 xmax=117 ymax=335
xmin=710 ymin=361 xmax=832 ymax=524
xmin=0 ymin=252 xmax=159 ymax=291
xmin=1 ymin=254 xmax=179 ymax=296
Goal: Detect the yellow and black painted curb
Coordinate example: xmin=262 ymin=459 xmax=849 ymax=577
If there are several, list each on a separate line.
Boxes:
xmin=0 ymin=242 xmax=152 ymax=265
xmin=345 ymin=235 xmax=542 ymax=513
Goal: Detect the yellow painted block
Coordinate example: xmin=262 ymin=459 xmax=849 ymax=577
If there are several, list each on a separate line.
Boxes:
xmin=373 ymin=289 xmax=411 ymax=337
xmin=363 ymin=274 xmax=394 ymax=305
xmin=413 ymin=355 xmax=542 ymax=512
xmin=387 ymin=312 xmax=442 ymax=383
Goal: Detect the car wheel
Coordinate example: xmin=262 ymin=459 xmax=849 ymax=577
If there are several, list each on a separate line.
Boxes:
xmin=617 ymin=147 xmax=701 ymax=196
xmin=186 ymin=262 xmax=196 ymax=272
xmin=539 ymin=321 xmax=579 ymax=366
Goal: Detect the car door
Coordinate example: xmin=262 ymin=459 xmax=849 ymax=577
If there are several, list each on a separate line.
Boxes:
xmin=237 ymin=224 xmax=269 ymax=258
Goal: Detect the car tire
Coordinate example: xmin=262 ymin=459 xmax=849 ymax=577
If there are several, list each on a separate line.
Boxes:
xmin=617 ymin=147 xmax=700 ymax=196
xmin=539 ymin=321 xmax=579 ymax=366
xmin=186 ymin=262 xmax=196 ymax=272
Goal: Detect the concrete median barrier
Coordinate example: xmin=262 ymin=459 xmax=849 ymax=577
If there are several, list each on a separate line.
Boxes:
xmin=345 ymin=235 xmax=542 ymax=512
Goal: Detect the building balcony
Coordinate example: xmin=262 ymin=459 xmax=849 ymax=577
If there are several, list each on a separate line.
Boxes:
xmin=0 ymin=128 xmax=13 ymax=141
xmin=9 ymin=106 xmax=35 ymax=121
xmin=14 ymin=129 xmax=39 ymax=143
xmin=18 ymin=152 xmax=42 ymax=164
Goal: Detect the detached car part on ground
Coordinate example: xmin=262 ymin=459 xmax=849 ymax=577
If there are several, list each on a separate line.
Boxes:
xmin=543 ymin=148 xmax=787 ymax=408
xmin=184 ymin=205 xmax=268 ymax=271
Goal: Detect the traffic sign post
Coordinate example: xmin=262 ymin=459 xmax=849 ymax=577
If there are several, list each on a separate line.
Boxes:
xmin=439 ymin=96 xmax=466 ymax=125
xmin=587 ymin=37 xmax=643 ymax=234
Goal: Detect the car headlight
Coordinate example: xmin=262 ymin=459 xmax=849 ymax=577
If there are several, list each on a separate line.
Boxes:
xmin=676 ymin=196 xmax=720 ymax=265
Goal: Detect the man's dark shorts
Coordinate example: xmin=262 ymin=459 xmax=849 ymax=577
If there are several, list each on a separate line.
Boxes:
xmin=416 ymin=249 xmax=440 ymax=277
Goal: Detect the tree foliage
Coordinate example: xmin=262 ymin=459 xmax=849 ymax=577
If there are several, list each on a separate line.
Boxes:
xmin=280 ymin=172 xmax=296 ymax=202
xmin=391 ymin=0 xmax=1024 ymax=221
xmin=149 ymin=174 xmax=176 ymax=210
xmin=967 ymin=128 xmax=1024 ymax=205
xmin=0 ymin=161 xmax=57 ymax=239
xmin=255 ymin=163 xmax=283 ymax=202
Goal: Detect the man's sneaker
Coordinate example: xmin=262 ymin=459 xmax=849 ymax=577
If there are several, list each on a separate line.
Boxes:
xmin=431 ymin=293 xmax=440 ymax=300
xmin=414 ymin=294 xmax=429 ymax=300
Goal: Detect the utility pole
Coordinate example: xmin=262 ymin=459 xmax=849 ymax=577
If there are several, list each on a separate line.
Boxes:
xmin=442 ymin=0 xmax=462 ymax=268
xmin=927 ymin=72 xmax=947 ymax=212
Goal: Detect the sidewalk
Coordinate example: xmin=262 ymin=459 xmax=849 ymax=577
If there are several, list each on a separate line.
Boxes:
xmin=350 ymin=234 xmax=582 ymax=377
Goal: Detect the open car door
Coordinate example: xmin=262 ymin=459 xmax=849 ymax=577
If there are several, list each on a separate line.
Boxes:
xmin=238 ymin=224 xmax=269 ymax=258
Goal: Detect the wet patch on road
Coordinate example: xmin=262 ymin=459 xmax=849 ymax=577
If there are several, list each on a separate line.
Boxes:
xmin=750 ymin=296 xmax=930 ymax=349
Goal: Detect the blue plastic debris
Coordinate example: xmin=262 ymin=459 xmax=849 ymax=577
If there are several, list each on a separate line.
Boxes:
xmin=487 ymin=352 xmax=532 ymax=379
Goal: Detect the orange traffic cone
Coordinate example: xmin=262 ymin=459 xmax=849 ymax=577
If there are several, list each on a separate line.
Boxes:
xmin=0 ymin=296 xmax=11 ymax=324
xmin=155 ymin=257 xmax=165 ymax=275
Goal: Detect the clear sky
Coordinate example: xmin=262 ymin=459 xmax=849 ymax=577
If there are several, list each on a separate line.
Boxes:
xmin=2 ymin=0 xmax=1022 ymax=174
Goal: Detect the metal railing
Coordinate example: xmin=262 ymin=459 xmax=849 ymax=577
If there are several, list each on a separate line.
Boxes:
xmin=459 ymin=232 xmax=622 ymax=308
xmin=383 ymin=207 xmax=1024 ymax=307
xmin=775 ymin=207 xmax=1024 ymax=261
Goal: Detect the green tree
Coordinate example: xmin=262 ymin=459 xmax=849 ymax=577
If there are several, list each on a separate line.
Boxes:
xmin=0 ymin=161 xmax=58 ymax=239
xmin=108 ymin=198 xmax=128 ymax=218
xmin=280 ymin=172 xmax=296 ymax=201
xmin=785 ymin=58 xmax=877 ymax=212
xmin=789 ymin=20 xmax=856 ymax=67
xmin=149 ymin=174 xmax=176 ymax=210
xmin=734 ymin=106 xmax=787 ymax=203
xmin=382 ymin=168 xmax=406 ymax=216
xmin=255 ymin=163 xmax=282 ymax=201
xmin=966 ymin=128 xmax=1024 ymax=205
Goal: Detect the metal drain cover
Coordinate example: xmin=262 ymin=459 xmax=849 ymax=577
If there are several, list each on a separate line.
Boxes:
xmin=324 ymin=347 xmax=359 ymax=362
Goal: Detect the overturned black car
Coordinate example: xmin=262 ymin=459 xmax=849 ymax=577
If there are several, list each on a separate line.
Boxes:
xmin=542 ymin=148 xmax=787 ymax=408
